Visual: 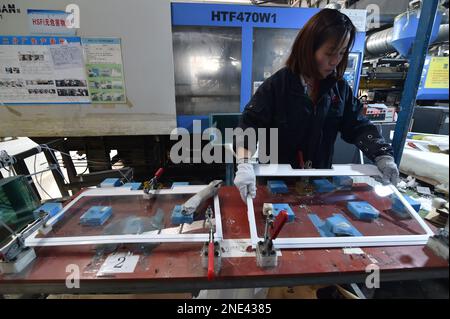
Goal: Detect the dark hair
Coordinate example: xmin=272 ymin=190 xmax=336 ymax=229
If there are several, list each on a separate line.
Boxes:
xmin=286 ymin=9 xmax=356 ymax=80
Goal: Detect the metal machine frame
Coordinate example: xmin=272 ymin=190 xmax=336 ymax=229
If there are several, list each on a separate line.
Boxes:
xmin=172 ymin=3 xmax=366 ymax=130
xmin=246 ymin=164 xmax=434 ymax=249
xmin=24 ymin=185 xmax=223 ymax=247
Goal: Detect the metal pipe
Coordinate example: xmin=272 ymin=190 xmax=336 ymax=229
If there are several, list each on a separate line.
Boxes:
xmin=365 ymin=27 xmax=394 ymax=57
xmin=435 ymin=23 xmax=449 ymax=43
xmin=365 ymin=24 xmax=449 ymax=57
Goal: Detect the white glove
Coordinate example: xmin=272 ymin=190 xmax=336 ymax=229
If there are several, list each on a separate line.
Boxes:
xmin=375 ymin=155 xmax=400 ymax=185
xmin=234 ymin=163 xmax=256 ymax=202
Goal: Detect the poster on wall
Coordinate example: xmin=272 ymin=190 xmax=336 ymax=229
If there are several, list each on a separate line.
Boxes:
xmin=27 ymin=9 xmax=77 ymax=35
xmin=81 ymin=38 xmax=126 ymax=103
xmin=0 ymin=35 xmax=90 ymax=104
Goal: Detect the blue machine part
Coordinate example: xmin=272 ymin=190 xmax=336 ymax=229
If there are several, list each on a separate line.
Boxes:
xmin=120 ymin=182 xmax=142 ymax=190
xmin=267 ymin=180 xmax=289 ymax=194
xmin=172 ymin=3 xmax=366 ymax=130
xmin=312 ymin=179 xmax=336 ymax=193
xmin=80 ymin=206 xmax=112 ymax=226
xmin=347 ymin=201 xmax=380 ymax=221
xmin=391 ymin=0 xmax=441 ymax=165
xmin=33 ymin=202 xmax=62 ymax=219
xmin=391 ymin=9 xmax=442 ymax=58
xmin=100 ymin=178 xmax=122 ymax=188
xmin=416 ymin=56 xmax=449 ymax=100
xmin=272 ymin=203 xmax=295 ymax=222
xmin=171 ymin=182 xmax=190 ymax=189
xmin=332 ymin=176 xmax=353 ymax=190
xmin=391 ymin=195 xmax=420 ymax=218
xmin=171 ymin=205 xmax=194 ymax=225
xmin=308 ymin=213 xmax=362 ymax=237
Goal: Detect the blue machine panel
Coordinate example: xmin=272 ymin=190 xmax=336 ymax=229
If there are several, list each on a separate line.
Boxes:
xmin=417 ymin=56 xmax=449 ymax=100
xmin=172 ymin=3 xmax=366 ymax=129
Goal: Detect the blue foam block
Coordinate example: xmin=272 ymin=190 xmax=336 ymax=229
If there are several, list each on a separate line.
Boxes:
xmin=332 ymin=176 xmax=353 ymax=190
xmin=347 ymin=201 xmax=380 ymax=220
xmin=80 ymin=206 xmax=112 ymax=226
xmin=121 ymin=182 xmax=142 ymax=190
xmin=100 ymin=178 xmax=122 ymax=188
xmin=392 ymin=195 xmax=421 ymax=212
xmin=267 ymin=180 xmax=288 ymax=194
xmin=391 ymin=195 xmax=420 ymax=218
xmin=312 ymin=179 xmax=336 ymax=193
xmin=171 ymin=182 xmax=190 ymax=189
xmin=272 ymin=203 xmax=295 ymax=222
xmin=33 ymin=202 xmax=63 ymax=219
xmin=171 ymin=205 xmax=193 ymax=225
xmin=308 ymin=213 xmax=362 ymax=237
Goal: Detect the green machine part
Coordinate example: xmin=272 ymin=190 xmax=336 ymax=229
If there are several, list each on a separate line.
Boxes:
xmin=0 ymin=176 xmax=40 ymax=245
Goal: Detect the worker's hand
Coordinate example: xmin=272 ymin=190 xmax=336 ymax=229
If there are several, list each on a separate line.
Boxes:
xmin=234 ymin=162 xmax=256 ymax=202
xmin=375 ymin=155 xmax=400 ymax=185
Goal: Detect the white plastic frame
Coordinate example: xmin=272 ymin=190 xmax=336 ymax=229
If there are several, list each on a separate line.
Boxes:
xmin=254 ymin=164 xmax=381 ymax=177
xmin=25 ymin=186 xmax=223 ymax=247
xmin=247 ymin=164 xmax=434 ymax=249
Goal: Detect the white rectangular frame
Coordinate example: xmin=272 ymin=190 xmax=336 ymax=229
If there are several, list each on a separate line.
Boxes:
xmin=247 ymin=164 xmax=434 ymax=249
xmin=25 ymin=185 xmax=223 ymax=247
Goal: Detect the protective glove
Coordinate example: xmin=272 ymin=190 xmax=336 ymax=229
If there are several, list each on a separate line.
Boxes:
xmin=375 ymin=155 xmax=400 ymax=185
xmin=234 ymin=162 xmax=256 ymax=202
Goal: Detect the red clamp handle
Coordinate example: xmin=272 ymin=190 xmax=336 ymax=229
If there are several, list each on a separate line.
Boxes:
xmin=270 ymin=210 xmax=288 ymax=240
xmin=207 ymin=241 xmax=215 ymax=280
xmin=154 ymin=167 xmax=164 ymax=178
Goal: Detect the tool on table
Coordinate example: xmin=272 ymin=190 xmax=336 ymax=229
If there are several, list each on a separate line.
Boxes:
xmin=171 ymin=180 xmax=222 ymax=225
xmin=143 ymin=167 xmax=164 ymax=196
xmin=256 ymin=210 xmax=288 ymax=268
xmin=201 ymin=206 xmax=221 ymax=279
xmin=180 ymin=180 xmax=222 ymax=216
xmin=0 ymin=214 xmax=49 ymax=274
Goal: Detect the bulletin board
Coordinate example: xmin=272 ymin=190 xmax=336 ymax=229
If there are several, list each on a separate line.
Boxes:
xmin=0 ymin=35 xmax=90 ymax=104
xmin=0 ymin=0 xmax=176 ymax=137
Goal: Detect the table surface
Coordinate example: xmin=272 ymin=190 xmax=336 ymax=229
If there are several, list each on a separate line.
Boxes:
xmin=0 ymin=185 xmax=448 ymax=295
